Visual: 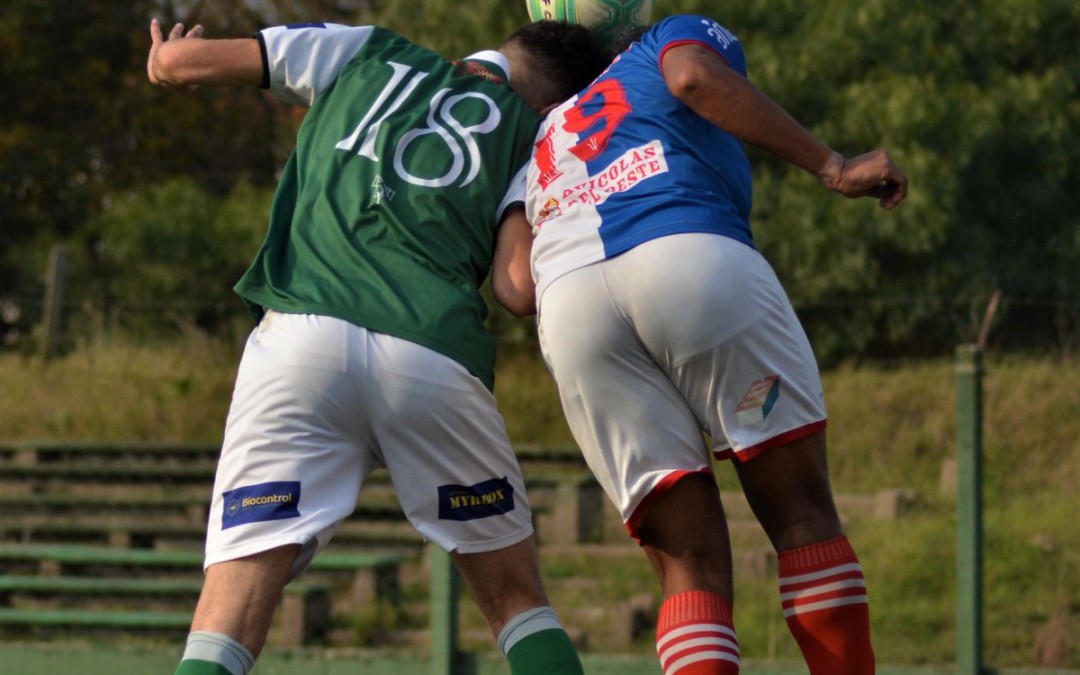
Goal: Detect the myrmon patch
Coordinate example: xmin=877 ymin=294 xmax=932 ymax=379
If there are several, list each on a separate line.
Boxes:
xmin=437 ymin=477 xmax=515 ymax=521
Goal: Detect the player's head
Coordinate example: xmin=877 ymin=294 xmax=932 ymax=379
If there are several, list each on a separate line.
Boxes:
xmin=605 ymin=24 xmax=650 ymax=60
xmin=499 ymin=20 xmax=610 ymax=113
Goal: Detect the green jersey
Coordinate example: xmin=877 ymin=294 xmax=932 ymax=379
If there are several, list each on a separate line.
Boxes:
xmin=236 ymin=24 xmax=542 ymax=390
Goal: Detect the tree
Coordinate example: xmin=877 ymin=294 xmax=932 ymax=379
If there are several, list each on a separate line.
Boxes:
xmin=4 ymin=0 xmax=1078 ymax=357
xmin=665 ymin=0 xmax=1080 ymax=360
xmin=83 ymin=177 xmax=271 ymax=339
xmin=357 ymin=0 xmax=523 ymax=57
xmin=0 ymin=0 xmax=292 ymax=343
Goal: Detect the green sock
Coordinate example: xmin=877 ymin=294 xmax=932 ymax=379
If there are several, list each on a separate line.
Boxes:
xmin=174 ymin=660 xmax=236 ymax=675
xmin=506 ymin=628 xmax=584 ymax=675
xmin=174 ymin=631 xmax=254 ymax=675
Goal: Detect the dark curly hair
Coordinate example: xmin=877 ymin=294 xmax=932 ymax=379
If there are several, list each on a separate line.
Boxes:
xmin=604 ymin=24 xmax=650 ymax=60
xmin=501 ymin=20 xmax=611 ymax=108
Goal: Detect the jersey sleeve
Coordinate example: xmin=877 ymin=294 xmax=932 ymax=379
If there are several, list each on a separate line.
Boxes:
xmin=257 ymin=23 xmax=375 ymax=107
xmin=496 ymin=162 xmax=529 ymax=223
xmin=651 ymin=14 xmax=746 ymax=77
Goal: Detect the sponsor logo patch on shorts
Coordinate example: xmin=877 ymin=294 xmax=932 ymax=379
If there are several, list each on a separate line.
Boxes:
xmin=222 ymin=481 xmax=301 ymax=530
xmin=437 ymin=477 xmax=515 ymax=521
xmin=735 ymin=375 xmax=781 ymax=426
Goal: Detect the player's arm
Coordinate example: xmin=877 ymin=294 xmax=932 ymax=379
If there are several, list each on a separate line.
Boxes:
xmin=491 ymin=206 xmax=537 ymax=317
xmin=147 ymin=19 xmax=264 ymax=94
xmin=661 ymin=43 xmax=907 ymax=210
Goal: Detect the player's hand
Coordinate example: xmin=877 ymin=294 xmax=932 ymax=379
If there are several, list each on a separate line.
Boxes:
xmin=821 ymin=149 xmax=908 ymax=211
xmin=147 ymin=18 xmax=205 ymax=94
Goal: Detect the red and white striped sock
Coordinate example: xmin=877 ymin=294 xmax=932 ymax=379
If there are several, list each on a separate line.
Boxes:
xmin=655 ymin=590 xmax=739 ymax=675
xmin=778 ymin=536 xmax=875 ymax=675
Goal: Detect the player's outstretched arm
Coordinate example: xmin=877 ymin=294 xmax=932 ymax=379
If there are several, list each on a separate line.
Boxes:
xmin=147 ymin=18 xmax=263 ymax=94
xmin=662 ymin=44 xmax=907 ymax=211
xmin=661 ymin=44 xmax=833 ymax=175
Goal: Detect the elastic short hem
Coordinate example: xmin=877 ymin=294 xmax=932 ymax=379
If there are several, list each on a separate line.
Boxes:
xmin=624 ymin=467 xmax=713 ymax=543
xmin=204 ymin=536 xmax=311 ymax=574
xmin=714 ymin=419 xmax=828 ymax=463
xmin=438 ymin=525 xmax=534 ymax=555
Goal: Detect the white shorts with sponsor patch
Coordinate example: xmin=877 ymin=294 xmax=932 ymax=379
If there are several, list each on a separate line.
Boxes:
xmin=536 ymin=233 xmax=826 ymax=536
xmin=205 ymin=311 xmax=532 ymax=578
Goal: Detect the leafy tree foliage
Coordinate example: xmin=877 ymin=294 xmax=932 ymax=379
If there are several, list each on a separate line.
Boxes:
xmin=686 ymin=0 xmax=1079 ymax=360
xmin=83 ymin=177 xmax=270 ymax=338
xmin=3 ymin=0 xmax=1078 ymax=358
xmin=0 ymin=0 xmax=286 ymax=340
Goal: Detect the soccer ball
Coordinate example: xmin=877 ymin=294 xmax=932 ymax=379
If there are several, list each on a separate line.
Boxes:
xmin=525 ymin=0 xmax=655 ymax=40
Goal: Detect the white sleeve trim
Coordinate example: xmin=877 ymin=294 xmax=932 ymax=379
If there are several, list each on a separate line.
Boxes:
xmin=462 ymin=50 xmax=510 ymax=78
xmin=497 ymin=162 xmax=529 ymax=223
xmin=260 ymin=24 xmax=374 ymax=107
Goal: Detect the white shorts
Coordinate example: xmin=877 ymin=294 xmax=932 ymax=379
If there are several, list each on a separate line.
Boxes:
xmin=205 ymin=311 xmax=533 ymax=578
xmin=537 ymin=234 xmax=826 ymax=537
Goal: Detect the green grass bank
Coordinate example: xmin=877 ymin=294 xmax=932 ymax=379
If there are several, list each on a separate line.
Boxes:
xmin=2 ymin=339 xmax=1078 ymax=668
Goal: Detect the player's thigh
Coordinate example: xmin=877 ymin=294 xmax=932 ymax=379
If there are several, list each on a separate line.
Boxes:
xmin=732 ymin=429 xmax=842 ymax=551
xmin=537 ymin=263 xmax=709 ymax=531
xmin=636 ymin=473 xmax=730 ymax=560
xmin=636 ymin=472 xmax=734 ymax=596
xmin=366 ymin=333 xmax=533 ymax=555
xmin=208 ymin=312 xmax=379 ymax=578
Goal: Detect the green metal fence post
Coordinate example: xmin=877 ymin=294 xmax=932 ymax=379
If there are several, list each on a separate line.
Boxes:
xmin=429 ymin=545 xmax=461 ymax=675
xmin=40 ymin=244 xmax=69 ymax=360
xmin=955 ymin=345 xmax=984 ymax=675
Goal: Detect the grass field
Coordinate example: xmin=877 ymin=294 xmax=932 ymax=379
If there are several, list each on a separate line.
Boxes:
xmin=0 ymin=643 xmax=983 ymax=675
xmin=1 ymin=337 xmax=1078 ymax=668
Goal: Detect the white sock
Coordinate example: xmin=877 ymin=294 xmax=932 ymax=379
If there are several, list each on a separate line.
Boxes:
xmin=181 ymin=631 xmax=255 ymax=675
xmin=496 ymin=606 xmax=563 ymax=656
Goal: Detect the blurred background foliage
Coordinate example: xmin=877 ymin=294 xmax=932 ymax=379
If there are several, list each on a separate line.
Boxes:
xmin=1 ymin=0 xmax=1077 ymax=362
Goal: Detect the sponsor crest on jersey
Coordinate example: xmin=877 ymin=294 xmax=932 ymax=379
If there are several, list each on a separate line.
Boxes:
xmin=437 ymin=477 xmax=515 ymax=521
xmin=222 ymin=481 xmax=301 ymax=530
xmin=371 ymin=176 xmax=396 ymax=204
xmin=535 ymin=197 xmax=562 ymax=228
xmin=558 ymin=140 xmax=667 ymax=211
xmin=735 ymin=375 xmax=781 ymax=426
